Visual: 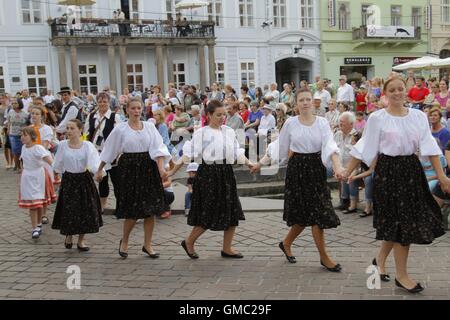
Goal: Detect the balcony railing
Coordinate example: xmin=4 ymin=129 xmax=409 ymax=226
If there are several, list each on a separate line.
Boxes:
xmin=352 ymin=26 xmax=421 ymax=41
xmin=49 ymin=18 xmax=215 ymax=39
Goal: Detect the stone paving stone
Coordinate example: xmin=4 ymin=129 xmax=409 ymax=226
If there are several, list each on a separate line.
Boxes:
xmin=1 ymin=159 xmax=450 ymax=300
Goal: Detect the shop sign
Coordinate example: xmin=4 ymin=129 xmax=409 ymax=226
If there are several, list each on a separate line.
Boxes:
xmin=344 ymin=57 xmax=372 ymax=65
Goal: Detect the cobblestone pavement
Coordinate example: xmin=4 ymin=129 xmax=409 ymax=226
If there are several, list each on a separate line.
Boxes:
xmin=0 ymin=159 xmax=449 ymax=300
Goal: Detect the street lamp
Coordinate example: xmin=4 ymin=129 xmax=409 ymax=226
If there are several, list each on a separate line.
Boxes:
xmin=294 ymin=38 xmax=305 ymax=54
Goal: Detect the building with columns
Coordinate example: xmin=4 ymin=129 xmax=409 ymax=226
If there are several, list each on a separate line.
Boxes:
xmin=0 ymin=0 xmax=321 ymax=95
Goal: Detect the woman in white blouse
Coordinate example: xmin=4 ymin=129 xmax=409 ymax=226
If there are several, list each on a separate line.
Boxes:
xmin=252 ymin=88 xmax=345 ymax=271
xmin=344 ymin=75 xmax=450 ymax=293
xmin=51 ymin=119 xmax=103 ymax=251
xmin=168 ymin=100 xmax=253 ymax=259
xmin=95 ymin=97 xmax=171 ymax=259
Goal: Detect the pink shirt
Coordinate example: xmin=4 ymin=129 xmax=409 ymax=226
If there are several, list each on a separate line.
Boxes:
xmin=354 ymin=119 xmax=366 ymax=132
xmin=165 ymin=113 xmax=175 ymax=127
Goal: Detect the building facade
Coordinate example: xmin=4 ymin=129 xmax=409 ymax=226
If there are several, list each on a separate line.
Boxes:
xmin=320 ymin=0 xmax=430 ymax=83
xmin=430 ymin=0 xmax=450 ymax=79
xmin=0 ymin=0 xmax=321 ymax=95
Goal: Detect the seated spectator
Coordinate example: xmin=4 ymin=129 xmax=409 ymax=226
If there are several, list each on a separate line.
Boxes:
xmin=238 ymin=101 xmax=250 ymax=123
xmin=185 ymin=162 xmax=198 ymax=217
xmin=226 ymin=102 xmax=244 ymax=131
xmin=275 ymin=103 xmax=288 ymax=130
xmin=163 ymin=104 xmax=175 ymax=128
xmin=430 ymin=106 xmax=450 ymax=154
xmin=354 ymin=111 xmax=366 ymax=133
xmin=186 ymin=105 xmax=202 ymax=132
xmin=160 ymin=165 xmax=175 ymax=219
xmin=170 ymin=105 xmax=191 ymax=146
xmin=325 ymin=99 xmax=340 ymax=132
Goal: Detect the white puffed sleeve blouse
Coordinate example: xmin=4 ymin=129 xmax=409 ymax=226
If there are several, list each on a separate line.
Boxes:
xmin=100 ymin=121 xmax=171 ymax=164
xmin=278 ymin=116 xmax=339 ymax=168
xmin=350 ymin=109 xmax=441 ymax=166
xmin=182 ymin=126 xmax=245 ymax=164
xmin=53 ymin=141 xmax=101 ymax=174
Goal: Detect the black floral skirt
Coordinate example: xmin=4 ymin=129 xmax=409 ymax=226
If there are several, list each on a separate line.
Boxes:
xmin=52 ymin=171 xmax=103 ymax=236
xmin=115 ymin=152 xmax=166 ymax=220
xmin=373 ymin=154 xmax=445 ymax=245
xmin=188 ymin=162 xmax=245 ymax=231
xmin=284 ymin=153 xmax=340 ymax=229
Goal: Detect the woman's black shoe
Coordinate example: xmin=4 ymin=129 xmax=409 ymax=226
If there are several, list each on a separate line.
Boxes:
xmin=395 ymin=279 xmax=424 ymax=293
xmin=77 ymin=244 xmax=90 ymax=252
xmin=64 ymin=236 xmax=73 ymax=249
xmin=221 ymin=251 xmax=243 ymax=259
xmin=278 ymin=242 xmax=296 ymax=263
xmin=372 ymin=258 xmax=390 ymax=282
xmin=343 ymin=208 xmax=358 ymax=214
xmin=359 ymin=211 xmax=373 ymax=218
xmin=320 ymin=260 xmax=342 ymax=272
xmin=119 ymin=239 xmax=128 ymax=259
xmin=142 ymin=246 xmax=160 ymax=258
xmin=181 ymin=240 xmax=199 ymax=259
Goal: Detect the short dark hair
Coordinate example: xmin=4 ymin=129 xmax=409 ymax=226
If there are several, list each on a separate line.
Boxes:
xmin=240 ymin=85 xmax=249 ymax=93
xmin=206 ymin=99 xmax=224 ymax=115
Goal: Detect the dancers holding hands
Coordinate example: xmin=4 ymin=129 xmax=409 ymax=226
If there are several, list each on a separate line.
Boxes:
xmin=252 ymin=88 xmax=345 ymax=271
xmin=95 ymin=97 xmax=171 ymax=259
xmin=168 ymin=99 xmax=254 ymax=259
xmin=341 ymin=75 xmax=449 ymax=293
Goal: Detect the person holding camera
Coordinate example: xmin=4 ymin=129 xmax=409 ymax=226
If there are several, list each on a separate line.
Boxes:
xmin=84 ymin=92 xmax=121 ymax=212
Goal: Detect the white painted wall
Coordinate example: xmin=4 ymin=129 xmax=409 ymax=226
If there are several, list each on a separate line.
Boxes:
xmin=1 ymin=0 xmax=321 ymax=93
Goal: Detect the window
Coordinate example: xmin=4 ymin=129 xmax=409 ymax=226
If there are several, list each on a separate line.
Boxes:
xmin=81 ymin=5 xmax=94 ymax=18
xmin=391 ymin=5 xmax=402 ymax=26
xmin=239 ymin=61 xmax=255 ymax=87
xmin=338 ymin=2 xmax=350 ymax=30
xmin=239 ymin=0 xmax=254 ymax=27
xmin=215 ymin=62 xmax=225 ymax=86
xmin=127 ymin=64 xmax=143 ymax=92
xmin=411 ymin=7 xmax=421 ymax=28
xmin=173 ymin=63 xmax=186 ymax=88
xmin=361 ymin=4 xmax=373 ymax=26
xmin=21 ymin=0 xmax=42 ymax=24
xmin=26 ymin=65 xmax=46 ymax=96
xmin=300 ymin=0 xmax=313 ymax=29
xmin=0 ymin=66 xmax=5 ymax=94
xmin=208 ymin=0 xmax=223 ymax=27
xmin=273 ymin=0 xmax=286 ymax=28
xmin=79 ymin=65 xmax=98 ymax=95
xmin=166 ymin=0 xmax=183 ymax=20
xmin=442 ymin=0 xmax=450 ymax=24
xmin=130 ymin=0 xmax=140 ymax=20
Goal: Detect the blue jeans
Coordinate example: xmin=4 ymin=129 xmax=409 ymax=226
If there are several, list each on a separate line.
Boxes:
xmin=341 ymin=181 xmax=359 ymax=200
xmin=185 ymin=192 xmax=191 ymax=209
xmin=347 ymin=174 xmax=374 ymax=203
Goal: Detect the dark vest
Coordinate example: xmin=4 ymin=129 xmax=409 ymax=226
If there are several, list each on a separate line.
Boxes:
xmin=87 ymin=112 xmax=116 ymax=143
xmin=60 ymin=101 xmax=81 ymax=122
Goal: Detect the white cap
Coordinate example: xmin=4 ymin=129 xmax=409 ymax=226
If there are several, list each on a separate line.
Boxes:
xmin=186 ymin=162 xmax=199 ymax=172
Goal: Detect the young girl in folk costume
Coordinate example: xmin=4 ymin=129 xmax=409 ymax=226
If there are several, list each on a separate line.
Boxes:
xmin=18 ymin=127 xmax=56 ymax=239
xmin=51 ymin=119 xmax=103 ymax=251
xmin=168 ymin=100 xmax=253 ymax=260
xmin=252 ymin=88 xmax=345 ymax=272
xmin=344 ymin=75 xmax=450 ymax=293
xmin=95 ymin=97 xmax=171 ymax=259
xmin=29 ymin=105 xmax=56 ymax=225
